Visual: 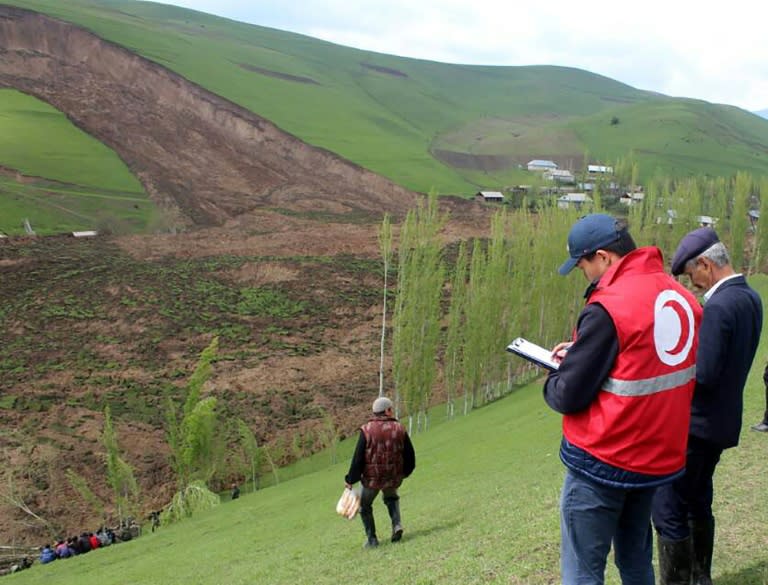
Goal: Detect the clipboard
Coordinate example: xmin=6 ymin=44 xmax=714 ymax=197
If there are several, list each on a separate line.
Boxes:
xmin=506 ymin=337 xmax=560 ymax=371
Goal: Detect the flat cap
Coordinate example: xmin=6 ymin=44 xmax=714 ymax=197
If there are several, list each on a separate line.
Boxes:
xmin=372 ymin=396 xmax=393 ymax=414
xmin=670 ymin=227 xmax=720 ymax=276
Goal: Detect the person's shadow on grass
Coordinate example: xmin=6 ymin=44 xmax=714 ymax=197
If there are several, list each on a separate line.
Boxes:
xmin=397 ymin=519 xmax=461 ymax=541
xmin=716 ymin=559 xmax=768 ymax=585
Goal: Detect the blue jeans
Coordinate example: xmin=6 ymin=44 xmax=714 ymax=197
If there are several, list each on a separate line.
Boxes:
xmin=560 ymin=469 xmax=656 ymax=585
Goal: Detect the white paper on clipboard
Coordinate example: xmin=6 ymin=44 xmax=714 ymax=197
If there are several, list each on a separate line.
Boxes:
xmin=506 ymin=337 xmax=560 ymax=371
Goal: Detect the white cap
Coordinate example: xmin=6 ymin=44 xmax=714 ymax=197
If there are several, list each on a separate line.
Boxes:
xmin=372 ymin=396 xmax=393 ymax=414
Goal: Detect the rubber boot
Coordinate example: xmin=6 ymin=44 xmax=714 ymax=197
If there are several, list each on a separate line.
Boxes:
xmin=657 ymin=535 xmax=692 ymax=585
xmin=690 ymin=517 xmax=714 ymax=585
xmin=384 ymin=496 xmax=403 ymax=542
xmin=359 ymin=507 xmax=378 ymax=548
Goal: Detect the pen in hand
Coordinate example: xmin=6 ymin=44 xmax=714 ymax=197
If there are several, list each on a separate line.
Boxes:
xmin=551 ymin=342 xmax=574 ymax=364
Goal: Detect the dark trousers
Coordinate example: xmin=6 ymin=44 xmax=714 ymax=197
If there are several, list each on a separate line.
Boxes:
xmin=651 ymin=435 xmax=723 ymax=540
xmin=763 ymin=384 xmax=768 ymax=423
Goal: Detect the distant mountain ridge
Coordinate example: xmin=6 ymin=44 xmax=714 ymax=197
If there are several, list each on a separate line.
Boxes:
xmin=754 ymin=109 xmax=768 ymax=120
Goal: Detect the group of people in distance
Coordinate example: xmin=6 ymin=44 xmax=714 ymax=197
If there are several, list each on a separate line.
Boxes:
xmin=40 ymin=530 xmax=114 ymax=564
xmin=342 ymin=214 xmax=763 ymax=585
xmin=38 ymin=521 xmax=139 ymax=567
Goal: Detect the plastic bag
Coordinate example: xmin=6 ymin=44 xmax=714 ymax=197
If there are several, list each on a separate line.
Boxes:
xmin=335 ymin=485 xmax=361 ymax=520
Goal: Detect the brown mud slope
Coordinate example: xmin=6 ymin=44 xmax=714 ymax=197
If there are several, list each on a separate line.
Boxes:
xmin=0 ymin=6 xmax=497 ymax=549
xmin=0 ymin=6 xmax=418 ymax=226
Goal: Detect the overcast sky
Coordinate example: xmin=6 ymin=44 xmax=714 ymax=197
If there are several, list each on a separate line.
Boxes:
xmin=153 ymin=1 xmax=768 ymax=112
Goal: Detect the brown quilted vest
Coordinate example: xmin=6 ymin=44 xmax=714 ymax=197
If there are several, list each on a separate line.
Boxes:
xmin=361 ymin=416 xmax=406 ymax=489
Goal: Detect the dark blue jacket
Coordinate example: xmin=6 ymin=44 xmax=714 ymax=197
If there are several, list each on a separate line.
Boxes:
xmin=691 ymin=275 xmax=762 ymax=447
xmin=39 ymin=546 xmax=56 ymax=564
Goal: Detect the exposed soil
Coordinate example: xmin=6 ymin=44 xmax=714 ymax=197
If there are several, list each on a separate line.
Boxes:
xmin=0 ymin=5 xmax=496 ymax=548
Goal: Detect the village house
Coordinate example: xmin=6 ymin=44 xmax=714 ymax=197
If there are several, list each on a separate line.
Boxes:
xmin=475 ymin=190 xmax=505 ymax=203
xmin=527 ymin=159 xmax=558 ymax=172
xmin=587 ymin=164 xmax=613 ymax=174
xmin=557 ymin=192 xmax=592 ymax=210
xmin=544 ymin=169 xmax=575 ymax=183
xmin=619 ymin=191 xmax=645 ymax=206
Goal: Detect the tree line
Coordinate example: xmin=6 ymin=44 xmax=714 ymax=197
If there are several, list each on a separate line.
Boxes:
xmin=388 ymin=173 xmax=768 ymax=429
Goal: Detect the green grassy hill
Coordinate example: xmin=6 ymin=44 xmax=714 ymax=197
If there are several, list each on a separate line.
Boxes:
xmin=0 ymin=89 xmax=153 ymax=235
xmin=8 ymin=276 xmax=768 ymax=584
xmin=3 ymin=0 xmax=768 ymax=220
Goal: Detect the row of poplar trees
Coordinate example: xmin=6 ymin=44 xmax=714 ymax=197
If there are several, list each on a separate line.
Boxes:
xmin=387 ymin=172 xmax=768 ymax=433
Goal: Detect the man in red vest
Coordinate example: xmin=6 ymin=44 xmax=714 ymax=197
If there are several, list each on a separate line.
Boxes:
xmin=345 ymin=396 xmax=416 ymax=548
xmin=545 ymin=214 xmax=702 ymax=585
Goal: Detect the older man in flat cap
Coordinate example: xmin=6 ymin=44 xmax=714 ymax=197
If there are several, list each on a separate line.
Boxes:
xmin=652 ymin=227 xmax=763 ymax=585
xmin=345 ymin=396 xmax=415 ymax=548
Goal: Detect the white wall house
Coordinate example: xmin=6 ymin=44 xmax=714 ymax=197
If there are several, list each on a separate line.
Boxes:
xmin=587 ymin=164 xmax=613 ymax=174
xmin=557 ymin=193 xmax=592 ymax=210
xmin=544 ymin=169 xmax=575 ymax=183
xmin=527 ymin=159 xmax=558 ymax=171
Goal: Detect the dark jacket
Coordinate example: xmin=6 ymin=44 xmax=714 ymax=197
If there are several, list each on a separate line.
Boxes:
xmin=39 ymin=546 xmax=56 ymax=564
xmin=691 ymin=275 xmax=763 ymax=447
xmin=345 ymin=416 xmax=415 ymax=487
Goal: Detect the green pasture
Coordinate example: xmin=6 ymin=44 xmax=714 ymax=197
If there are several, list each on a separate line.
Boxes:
xmin=0 ymin=89 xmax=152 ymax=234
xmin=0 ymin=175 xmax=154 ymax=235
xmin=569 ymin=99 xmax=768 ymax=179
xmin=8 ymin=275 xmax=768 ymax=585
xmin=0 ymin=89 xmax=142 ymax=193
xmin=5 ymin=0 xmax=768 ymax=205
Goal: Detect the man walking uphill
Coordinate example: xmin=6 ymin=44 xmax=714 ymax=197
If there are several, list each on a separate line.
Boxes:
xmin=652 ymin=228 xmax=763 ymax=585
xmin=544 ymin=214 xmax=702 ymax=585
xmin=345 ymin=396 xmax=415 ymax=548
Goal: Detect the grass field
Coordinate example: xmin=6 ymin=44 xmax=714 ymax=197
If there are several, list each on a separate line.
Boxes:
xmin=0 ymin=89 xmax=142 ymax=192
xmin=8 ymin=276 xmax=768 ymax=585
xmin=0 ymin=89 xmax=152 ymax=235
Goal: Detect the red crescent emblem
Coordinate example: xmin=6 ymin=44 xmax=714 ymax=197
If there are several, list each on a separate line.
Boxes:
xmin=663 ymin=299 xmax=690 ymax=355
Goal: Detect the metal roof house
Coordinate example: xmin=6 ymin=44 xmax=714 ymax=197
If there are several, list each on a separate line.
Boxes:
xmin=527 ymin=159 xmax=558 ymax=171
xmin=557 ymin=193 xmax=592 ymax=210
xmin=475 ymin=191 xmax=505 ymax=202
xmin=588 ymin=164 xmax=613 ymax=174
xmin=544 ymin=169 xmax=575 ymax=183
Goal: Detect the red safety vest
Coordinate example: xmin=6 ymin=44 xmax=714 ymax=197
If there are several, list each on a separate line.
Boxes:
xmin=361 ymin=417 xmax=406 ymax=489
xmin=563 ymin=247 xmax=702 ymax=475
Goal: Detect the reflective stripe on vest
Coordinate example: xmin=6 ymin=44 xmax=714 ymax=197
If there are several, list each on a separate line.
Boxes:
xmin=603 ymin=365 xmax=696 ymax=397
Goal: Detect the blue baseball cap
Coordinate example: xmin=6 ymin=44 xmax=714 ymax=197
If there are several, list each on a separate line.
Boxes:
xmin=558 ymin=214 xmax=623 ymax=275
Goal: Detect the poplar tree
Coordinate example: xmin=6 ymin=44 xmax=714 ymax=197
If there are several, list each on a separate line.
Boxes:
xmin=461 ymin=238 xmax=488 ymax=412
xmin=392 ymin=193 xmax=445 ymax=431
xmin=378 ymin=213 xmax=393 ymax=397
xmin=164 ymin=337 xmax=220 ymax=522
xmin=755 ymin=178 xmax=768 ymax=273
xmin=730 ymin=172 xmax=751 ymax=271
xmin=236 ymin=419 xmax=264 ymax=492
xmin=102 ymin=405 xmax=139 ymax=526
xmin=443 ymin=241 xmax=468 ymax=418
